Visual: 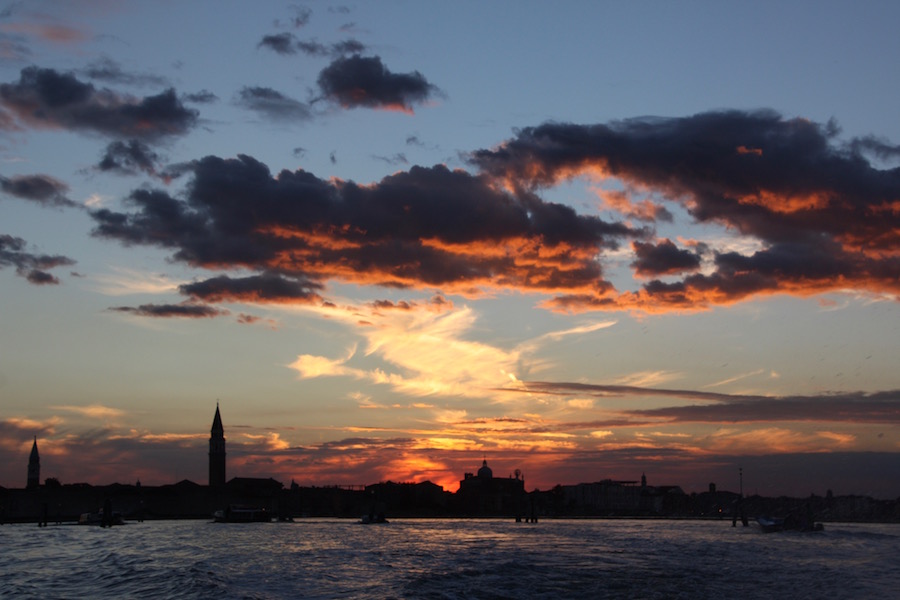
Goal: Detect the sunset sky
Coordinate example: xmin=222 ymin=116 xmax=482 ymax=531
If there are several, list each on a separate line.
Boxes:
xmin=1 ymin=1 xmax=898 ymax=498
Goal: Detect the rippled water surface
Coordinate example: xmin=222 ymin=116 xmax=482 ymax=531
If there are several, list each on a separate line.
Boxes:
xmin=2 ymin=519 xmax=898 ymax=599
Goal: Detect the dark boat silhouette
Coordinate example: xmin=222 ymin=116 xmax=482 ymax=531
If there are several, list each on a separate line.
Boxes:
xmin=213 ymin=505 xmax=271 ymax=523
xmin=756 ymin=514 xmax=824 ymax=533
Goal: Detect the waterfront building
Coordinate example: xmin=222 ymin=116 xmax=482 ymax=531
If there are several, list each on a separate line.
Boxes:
xmin=562 ymin=479 xmax=642 ymax=514
xmin=457 ymin=459 xmax=525 ymax=515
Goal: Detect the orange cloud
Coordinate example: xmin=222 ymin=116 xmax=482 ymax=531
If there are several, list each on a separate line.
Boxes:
xmin=51 ymin=404 xmax=125 ymax=420
xmin=736 ymin=190 xmax=832 ymax=213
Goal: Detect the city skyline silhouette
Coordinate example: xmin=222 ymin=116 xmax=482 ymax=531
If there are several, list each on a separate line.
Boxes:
xmin=1 ymin=2 xmax=898 ymax=501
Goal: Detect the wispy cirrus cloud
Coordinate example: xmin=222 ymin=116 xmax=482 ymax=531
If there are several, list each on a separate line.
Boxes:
xmin=51 ymin=404 xmax=126 ymax=421
xmin=288 ymin=299 xmax=626 ymax=411
xmin=0 ymin=417 xmax=61 ymax=445
xmin=288 ymin=302 xmax=522 ymax=400
xmin=92 ymin=266 xmax=181 ymax=296
xmin=702 ymin=368 xmax=770 ymax=389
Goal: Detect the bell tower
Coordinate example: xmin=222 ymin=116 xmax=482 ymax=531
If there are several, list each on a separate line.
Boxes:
xmin=27 ymin=437 xmax=40 ymax=489
xmin=209 ymin=404 xmax=226 ymax=487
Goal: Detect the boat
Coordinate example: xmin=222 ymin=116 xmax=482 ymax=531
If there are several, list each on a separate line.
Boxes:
xmin=78 ymin=509 xmax=124 ymax=526
xmin=358 ymin=512 xmax=388 ymax=524
xmin=756 ymin=515 xmax=824 ymax=533
xmin=213 ymin=505 xmax=271 ymax=523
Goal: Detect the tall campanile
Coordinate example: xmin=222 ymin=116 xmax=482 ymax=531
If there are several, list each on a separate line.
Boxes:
xmin=27 ymin=436 xmax=40 ymax=489
xmin=209 ymin=404 xmax=226 ymax=487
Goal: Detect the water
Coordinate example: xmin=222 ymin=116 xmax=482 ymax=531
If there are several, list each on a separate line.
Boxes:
xmin=2 ymin=519 xmax=898 ymax=599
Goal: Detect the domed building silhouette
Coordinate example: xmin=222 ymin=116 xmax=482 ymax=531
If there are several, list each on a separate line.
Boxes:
xmin=457 ymin=458 xmax=524 ymax=516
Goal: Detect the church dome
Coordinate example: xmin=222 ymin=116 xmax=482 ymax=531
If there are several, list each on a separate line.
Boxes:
xmin=477 ymin=459 xmax=493 ymax=479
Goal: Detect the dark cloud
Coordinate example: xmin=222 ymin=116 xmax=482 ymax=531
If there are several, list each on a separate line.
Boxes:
xmin=522 ymin=381 xmax=900 ymax=425
xmin=97 ymin=139 xmax=162 ymax=178
xmin=90 ymin=154 xmax=636 ymax=306
xmin=372 ymin=152 xmax=408 ymax=166
xmin=598 ymin=189 xmax=673 ymax=223
xmin=428 ymin=294 xmax=452 ymax=310
xmin=84 ymin=109 xmax=898 ymax=315
xmin=848 ymin=135 xmax=900 ymax=161
xmin=258 ymin=32 xmax=297 ymax=55
xmin=630 ymin=391 xmax=900 ymax=424
xmin=183 ymin=90 xmax=217 ymax=104
xmin=179 ymin=273 xmax=322 ymax=304
xmin=520 ymin=380 xmax=743 ymax=404
xmin=259 ymin=33 xmax=366 ymax=57
xmin=81 ymin=56 xmax=169 ymax=88
xmin=330 ymin=39 xmax=365 ymax=56
xmin=0 ymin=232 xmax=75 ymax=284
xmin=109 ymin=302 xmax=228 ymax=318
xmin=316 ymin=55 xmax=438 ymax=113
xmin=286 ymin=5 xmax=312 ymax=28
xmin=0 ymin=66 xmax=198 ymax=140
xmin=631 ymin=239 xmax=702 ymax=276
xmin=372 ymin=299 xmax=414 ymax=311
xmin=472 ymin=110 xmax=900 ymax=310
xmin=296 ymin=40 xmax=328 ymax=56
xmin=25 ymin=269 xmax=57 ymax=284
xmin=157 ymin=161 xmax=197 ymax=182
xmin=235 ymin=86 xmax=311 ymax=122
xmin=297 ymin=39 xmax=366 ymax=57
xmin=1 ymin=173 xmax=76 ymax=207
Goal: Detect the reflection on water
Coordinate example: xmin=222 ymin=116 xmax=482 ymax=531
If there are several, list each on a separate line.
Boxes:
xmin=1 ymin=519 xmax=898 ymax=599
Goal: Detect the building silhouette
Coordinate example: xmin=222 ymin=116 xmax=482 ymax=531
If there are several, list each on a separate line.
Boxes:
xmin=209 ymin=404 xmax=226 ymax=487
xmin=27 ymin=437 xmax=40 ymax=489
xmin=3 ymin=404 xmax=896 ymax=524
xmin=457 ymin=458 xmax=525 ymax=515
